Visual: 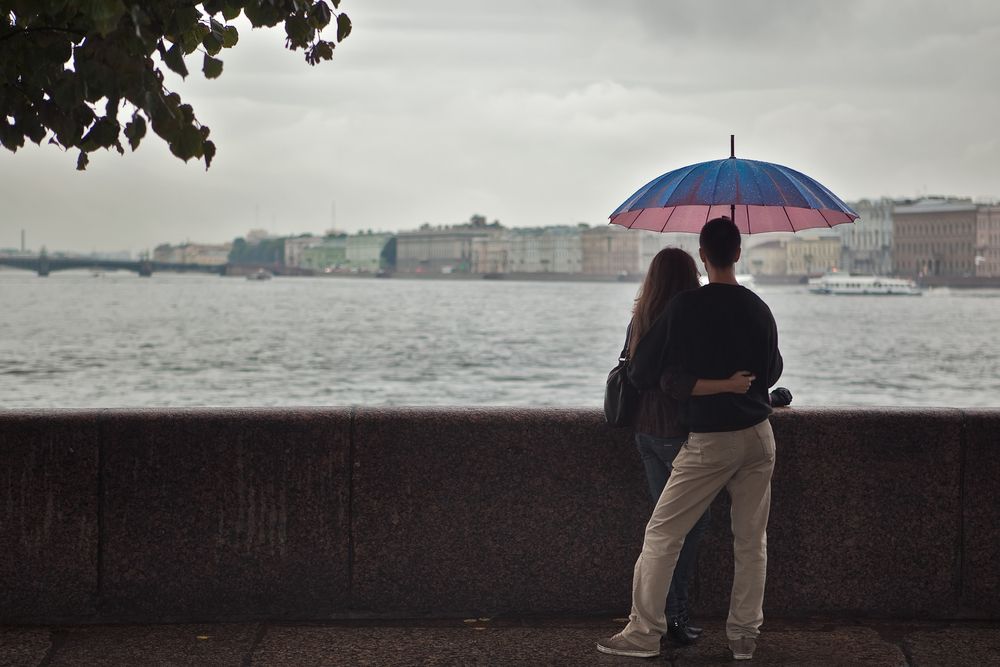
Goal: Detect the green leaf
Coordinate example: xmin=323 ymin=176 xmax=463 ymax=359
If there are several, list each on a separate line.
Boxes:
xmin=150 ymin=95 xmax=181 ymax=141
xmin=169 ymin=125 xmax=203 ymax=162
xmin=284 ymin=16 xmax=313 ymax=49
xmin=221 ymin=2 xmax=242 ymax=21
xmin=202 ymin=31 xmax=223 ymax=56
xmin=203 ymin=54 xmax=223 ymax=79
xmin=163 ymin=42 xmax=189 ymax=78
xmin=0 ymin=121 xmax=25 ymax=152
xmin=18 ymin=115 xmax=48 ymax=144
xmin=76 ymin=150 xmax=89 ymax=170
xmin=124 ymin=113 xmax=146 ymax=150
xmin=51 ymin=76 xmax=79 ymax=109
xmin=308 ymin=40 xmax=334 ymax=65
xmin=178 ymin=104 xmax=195 ymax=126
xmin=244 ymin=2 xmax=281 ymax=27
xmin=53 ymin=116 xmax=84 ymax=147
xmin=44 ymin=35 xmax=73 ymax=64
xmin=182 ymin=22 xmax=211 ymax=54
xmin=90 ymin=0 xmax=126 ymax=36
xmin=336 ymin=13 xmax=351 ymax=41
xmin=169 ymin=6 xmax=202 ymax=37
xmin=221 ymin=25 xmax=239 ymax=48
xmin=202 ymin=0 xmax=225 ymax=15
xmin=80 ymin=118 xmax=119 ymax=150
xmin=203 ymin=140 xmax=216 ymax=169
xmin=308 ymin=2 xmax=332 ymax=29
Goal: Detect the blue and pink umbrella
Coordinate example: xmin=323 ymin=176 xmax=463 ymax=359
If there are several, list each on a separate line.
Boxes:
xmin=610 ymin=136 xmax=858 ymax=234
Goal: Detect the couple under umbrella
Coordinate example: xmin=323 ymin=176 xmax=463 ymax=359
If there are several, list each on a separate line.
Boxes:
xmin=599 ymin=138 xmax=856 ymax=661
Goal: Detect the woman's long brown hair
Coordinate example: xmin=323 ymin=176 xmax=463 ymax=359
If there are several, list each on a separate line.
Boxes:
xmin=628 ymin=247 xmax=699 ymax=357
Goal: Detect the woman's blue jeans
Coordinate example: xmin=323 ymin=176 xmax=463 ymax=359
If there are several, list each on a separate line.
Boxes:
xmin=635 ymin=432 xmax=712 ymax=620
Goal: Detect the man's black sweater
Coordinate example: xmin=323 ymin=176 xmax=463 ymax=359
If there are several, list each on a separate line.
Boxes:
xmin=630 ymin=282 xmax=783 ymax=433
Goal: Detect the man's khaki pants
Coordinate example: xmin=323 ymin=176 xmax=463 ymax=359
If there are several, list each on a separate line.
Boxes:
xmin=621 ymin=419 xmax=776 ymax=648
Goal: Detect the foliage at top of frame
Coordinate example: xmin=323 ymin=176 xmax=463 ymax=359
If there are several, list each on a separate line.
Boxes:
xmin=0 ymin=1 xmax=351 ymax=170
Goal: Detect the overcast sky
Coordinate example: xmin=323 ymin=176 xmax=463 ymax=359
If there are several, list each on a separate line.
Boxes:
xmin=2 ymin=0 xmax=999 ymax=254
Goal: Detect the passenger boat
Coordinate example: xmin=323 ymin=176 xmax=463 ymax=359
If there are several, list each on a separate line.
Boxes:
xmin=807 ymin=273 xmax=921 ymax=296
xmin=246 ymin=269 xmax=273 ymax=281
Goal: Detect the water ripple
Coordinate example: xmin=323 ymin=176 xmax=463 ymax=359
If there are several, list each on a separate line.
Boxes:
xmin=1 ymin=272 xmax=998 ymax=408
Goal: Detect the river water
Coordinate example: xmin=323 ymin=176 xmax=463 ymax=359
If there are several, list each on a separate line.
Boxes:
xmin=1 ymin=271 xmax=997 ymax=409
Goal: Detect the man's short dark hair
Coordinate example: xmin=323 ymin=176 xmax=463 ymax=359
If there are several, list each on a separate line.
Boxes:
xmin=699 ymin=217 xmax=741 ymax=268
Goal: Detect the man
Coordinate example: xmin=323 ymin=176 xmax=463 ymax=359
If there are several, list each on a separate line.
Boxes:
xmin=598 ymin=217 xmax=783 ymax=661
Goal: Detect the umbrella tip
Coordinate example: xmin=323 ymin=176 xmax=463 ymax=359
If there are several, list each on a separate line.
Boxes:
xmin=730 ymin=134 xmax=735 ymax=159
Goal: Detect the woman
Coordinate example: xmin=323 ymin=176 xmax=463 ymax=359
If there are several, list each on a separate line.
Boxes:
xmin=622 ymin=247 xmax=753 ymax=645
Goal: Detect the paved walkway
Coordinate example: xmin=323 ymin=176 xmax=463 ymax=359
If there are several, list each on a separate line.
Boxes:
xmin=3 ymin=617 xmax=998 ymax=666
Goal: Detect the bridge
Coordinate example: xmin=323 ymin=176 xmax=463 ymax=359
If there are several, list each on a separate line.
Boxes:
xmin=0 ymin=254 xmax=226 ymax=277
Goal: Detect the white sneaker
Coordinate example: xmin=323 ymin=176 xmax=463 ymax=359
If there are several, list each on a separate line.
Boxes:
xmin=729 ymin=636 xmax=756 ymax=660
xmin=596 ymin=632 xmax=660 ymax=658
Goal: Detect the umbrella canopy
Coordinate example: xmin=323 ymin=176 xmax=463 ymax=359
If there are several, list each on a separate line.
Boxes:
xmin=609 ymin=148 xmax=858 ymax=234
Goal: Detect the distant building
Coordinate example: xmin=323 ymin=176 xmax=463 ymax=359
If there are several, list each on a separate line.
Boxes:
xmin=581 ymin=226 xmax=642 ymax=276
xmin=152 ymin=244 xmax=178 ymax=263
xmin=346 ymin=232 xmax=395 ymax=272
xmin=785 ymin=234 xmax=841 ymax=276
xmin=245 ymin=229 xmax=274 ymax=244
xmin=153 ymin=242 xmax=231 ymax=265
xmin=638 ymin=232 xmax=698 ymax=274
xmin=83 ymin=250 xmax=133 ymax=261
xmin=975 ymin=204 xmax=1000 ymax=278
xmin=284 ymin=236 xmax=323 ymax=268
xmin=635 ymin=229 xmax=755 ymax=275
xmin=396 ymin=221 xmax=501 ymax=274
xmin=892 ymin=198 xmax=981 ymax=278
xmin=839 ymin=198 xmax=894 ymax=275
xmin=745 ymin=240 xmax=787 ymax=276
xmin=505 ymin=226 xmax=583 ymax=274
xmin=301 ymin=236 xmax=347 ymax=271
xmin=471 ymin=234 xmax=510 ymax=274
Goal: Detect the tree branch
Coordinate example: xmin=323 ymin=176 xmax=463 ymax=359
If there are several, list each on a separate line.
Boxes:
xmin=0 ymin=26 xmax=86 ymax=44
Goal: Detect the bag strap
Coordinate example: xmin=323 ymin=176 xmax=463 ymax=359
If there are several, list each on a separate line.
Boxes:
xmin=619 ymin=320 xmax=632 ymax=362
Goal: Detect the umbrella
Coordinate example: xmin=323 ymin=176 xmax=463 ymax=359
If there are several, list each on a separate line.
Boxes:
xmin=609 ymin=136 xmax=858 ymax=234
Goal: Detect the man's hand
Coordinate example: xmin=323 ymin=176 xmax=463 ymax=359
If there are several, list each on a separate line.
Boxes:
xmin=725 ymin=371 xmax=755 ymax=393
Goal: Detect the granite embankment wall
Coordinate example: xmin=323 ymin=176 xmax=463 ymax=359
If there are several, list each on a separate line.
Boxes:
xmin=1 ymin=408 xmax=997 ymax=624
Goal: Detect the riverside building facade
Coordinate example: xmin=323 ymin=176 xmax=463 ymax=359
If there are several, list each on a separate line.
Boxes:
xmin=152 ymin=242 xmax=231 ymax=265
xmin=283 ymin=236 xmax=324 ymax=268
xmin=840 ymin=198 xmax=894 ymax=275
xmin=581 ymin=226 xmax=642 ymax=276
xmin=784 ymin=234 xmax=841 ymax=276
xmin=975 ymin=204 xmax=1000 ymax=278
xmin=744 ymin=240 xmax=788 ymax=277
xmin=396 ymin=223 xmax=502 ymax=274
xmin=300 ymin=235 xmax=347 ymax=271
xmin=893 ymin=198 xmax=980 ymax=278
xmin=345 ymin=232 xmax=395 ymax=272
xmin=508 ymin=226 xmax=584 ymax=274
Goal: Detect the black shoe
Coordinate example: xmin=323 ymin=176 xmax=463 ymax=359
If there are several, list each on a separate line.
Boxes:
xmin=678 ymin=612 xmax=702 ymax=636
xmin=666 ymin=618 xmax=699 ymax=646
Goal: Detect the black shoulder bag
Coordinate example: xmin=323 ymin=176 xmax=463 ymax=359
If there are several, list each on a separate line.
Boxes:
xmin=604 ymin=323 xmax=639 ymax=427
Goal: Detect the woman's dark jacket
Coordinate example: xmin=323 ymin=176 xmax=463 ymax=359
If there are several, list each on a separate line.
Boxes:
xmin=625 ymin=311 xmax=696 ymax=438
